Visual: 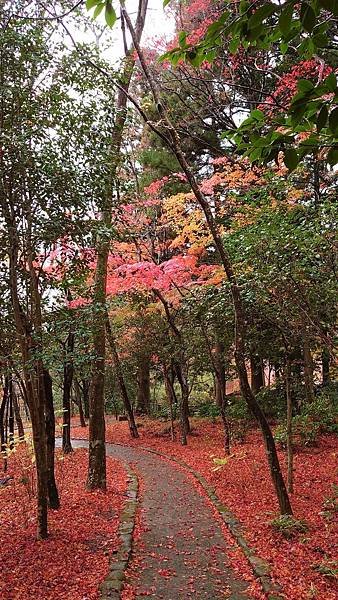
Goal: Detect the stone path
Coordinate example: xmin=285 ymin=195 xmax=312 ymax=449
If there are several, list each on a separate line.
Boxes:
xmin=71 ymin=440 xmax=249 ymax=599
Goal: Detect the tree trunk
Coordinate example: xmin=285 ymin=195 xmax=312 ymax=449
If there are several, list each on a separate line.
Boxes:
xmin=1 ymin=150 xmax=49 ymax=538
xmin=82 ymin=379 xmax=90 ymax=419
xmin=43 ymin=370 xmax=60 ymax=509
xmin=122 ymin=13 xmax=293 ymax=514
xmin=250 ymin=353 xmax=264 ymax=394
xmin=322 ymin=346 xmax=330 ymax=386
xmin=163 ymin=364 xmax=175 ymax=441
xmin=303 ymin=329 xmax=315 ymax=403
xmin=87 ymin=297 xmax=107 ymax=489
xmin=285 ymin=356 xmax=294 ymax=494
xmin=12 ymin=387 xmax=25 ymax=438
xmin=74 ymin=380 xmax=87 ymax=427
xmin=105 ymin=313 xmax=139 ymax=438
xmin=136 ymin=356 xmax=150 ymax=414
xmin=87 ymin=0 xmax=147 ymax=489
xmin=62 ymin=328 xmax=74 ymax=454
xmin=214 ymin=342 xmax=231 ymax=454
xmin=8 ymin=378 xmax=14 ymax=449
xmin=175 ymin=360 xmax=190 ymax=440
xmin=0 ymin=377 xmax=8 ymax=467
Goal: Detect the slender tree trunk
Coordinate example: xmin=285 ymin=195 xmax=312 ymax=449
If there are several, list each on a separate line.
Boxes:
xmin=12 ymin=386 xmax=25 ymax=438
xmin=8 ymin=378 xmax=14 ymax=449
xmin=163 ymin=364 xmax=175 ymax=441
xmin=62 ymin=328 xmax=74 ymax=454
xmin=0 ymin=377 xmax=8 ymax=468
xmin=74 ymin=380 xmax=87 ymax=427
xmin=285 ymin=356 xmax=294 ymax=494
xmin=250 ymin=353 xmax=264 ymax=394
xmin=136 ymin=356 xmax=150 ymax=414
xmin=82 ymin=379 xmax=90 ymax=419
xmin=214 ymin=342 xmax=231 ymax=454
xmin=175 ymin=360 xmax=190 ymax=438
xmin=87 ymin=0 xmax=147 ymax=489
xmin=322 ymin=347 xmax=330 ymax=386
xmin=303 ymin=328 xmax=315 ymax=403
xmin=105 ymin=314 xmax=139 ymax=438
xmin=43 ymin=370 xmax=60 ymax=509
xmin=122 ymin=11 xmax=293 ymax=514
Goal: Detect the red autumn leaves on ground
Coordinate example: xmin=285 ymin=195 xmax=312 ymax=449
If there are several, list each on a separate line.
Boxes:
xmin=0 ymin=446 xmax=126 ymax=600
xmin=72 ymin=417 xmax=338 ymax=600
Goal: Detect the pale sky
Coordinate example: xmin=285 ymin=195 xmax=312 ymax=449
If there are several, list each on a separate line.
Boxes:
xmin=82 ymin=0 xmax=175 ymax=62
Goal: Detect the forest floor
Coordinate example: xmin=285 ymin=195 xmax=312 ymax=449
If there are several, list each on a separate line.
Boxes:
xmin=71 ymin=417 xmax=337 ymax=600
xmin=0 ymin=445 xmax=127 ymax=600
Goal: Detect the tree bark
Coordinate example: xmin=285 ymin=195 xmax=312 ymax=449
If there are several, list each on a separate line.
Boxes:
xmin=163 ymin=363 xmax=175 ymax=441
xmin=87 ymin=0 xmax=147 ymax=489
xmin=136 ymin=356 xmax=151 ymax=414
xmin=81 ymin=379 xmax=90 ymax=419
xmin=322 ymin=346 xmax=330 ymax=386
xmin=43 ymin=370 xmax=60 ymax=509
xmin=303 ymin=328 xmax=315 ymax=403
xmin=175 ymin=360 xmax=190 ymax=439
xmin=12 ymin=386 xmax=25 ymax=439
xmin=122 ymin=11 xmax=293 ymax=514
xmin=285 ymin=356 xmax=294 ymax=494
xmin=214 ymin=342 xmax=231 ymax=454
xmin=62 ymin=327 xmax=74 ymax=454
xmin=74 ymin=379 xmax=87 ymax=427
xmin=250 ymin=353 xmax=264 ymax=394
xmin=8 ymin=378 xmax=14 ymax=449
xmin=0 ymin=377 xmax=8 ymax=467
xmin=105 ymin=313 xmax=139 ymax=438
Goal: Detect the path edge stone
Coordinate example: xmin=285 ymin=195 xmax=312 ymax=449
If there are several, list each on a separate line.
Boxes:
xmin=100 ymin=462 xmax=138 ymax=600
xmin=135 ymin=444 xmax=283 ymax=600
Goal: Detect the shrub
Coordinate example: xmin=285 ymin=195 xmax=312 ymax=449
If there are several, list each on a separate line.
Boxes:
xmin=271 ymin=515 xmax=308 ymax=539
xmin=274 ymin=392 xmax=338 ymax=447
xmin=197 ymin=401 xmax=220 ymax=419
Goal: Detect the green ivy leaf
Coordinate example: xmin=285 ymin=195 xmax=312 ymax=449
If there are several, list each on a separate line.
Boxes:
xmin=105 ymin=2 xmax=117 ymax=27
xmin=300 ymin=3 xmax=316 ymax=33
xmin=284 ymin=148 xmax=299 ymax=171
xmin=93 ymin=2 xmax=104 ymax=18
xmin=324 ymin=73 xmax=337 ymax=93
xmin=86 ymin=0 xmax=99 ymax=9
xmin=316 ymin=104 xmax=328 ymax=132
xmin=297 ymin=79 xmax=314 ymax=93
xmin=178 ymin=31 xmax=188 ymax=48
xmin=278 ymin=4 xmax=293 ymax=35
xmin=328 ymin=107 xmax=338 ymax=135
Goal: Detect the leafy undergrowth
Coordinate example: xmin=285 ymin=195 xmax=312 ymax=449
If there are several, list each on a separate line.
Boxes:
xmin=0 ymin=445 xmax=127 ymax=600
xmin=72 ymin=417 xmax=338 ymax=600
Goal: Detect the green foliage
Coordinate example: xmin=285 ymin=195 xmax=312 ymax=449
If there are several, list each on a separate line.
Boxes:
xmin=271 ymin=514 xmax=308 ymax=538
xmin=274 ymin=392 xmax=338 ymax=447
xmin=256 ymin=384 xmax=287 ymax=420
xmin=86 ymin=0 xmax=117 ymax=27
xmin=227 ymin=395 xmax=250 ymax=421
xmin=197 ymin=402 xmax=220 ymax=419
xmin=162 ymin=0 xmax=338 ymax=168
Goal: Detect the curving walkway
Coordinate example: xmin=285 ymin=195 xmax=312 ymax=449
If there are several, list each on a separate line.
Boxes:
xmin=71 ymin=440 xmax=249 ymax=599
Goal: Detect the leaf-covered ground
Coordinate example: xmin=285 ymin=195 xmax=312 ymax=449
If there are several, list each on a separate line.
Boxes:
xmin=72 ymin=417 xmax=337 ymax=600
xmin=0 ymin=446 xmax=127 ymax=600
